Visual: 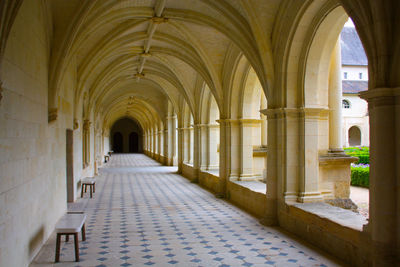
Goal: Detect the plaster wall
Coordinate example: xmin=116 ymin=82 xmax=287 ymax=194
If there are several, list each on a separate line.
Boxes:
xmin=342 ymin=95 xmax=369 ymax=147
xmin=342 ymin=66 xmax=368 ymax=81
xmin=0 ymin=1 xmax=68 ymax=265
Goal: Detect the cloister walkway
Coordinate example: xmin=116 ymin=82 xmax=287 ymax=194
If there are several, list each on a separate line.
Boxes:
xmin=31 ymin=154 xmax=343 ymax=267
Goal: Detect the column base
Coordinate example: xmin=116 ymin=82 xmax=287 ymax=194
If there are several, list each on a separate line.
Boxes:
xmin=239 ymin=173 xmax=255 ymax=181
xmin=297 ymin=192 xmax=324 ymax=203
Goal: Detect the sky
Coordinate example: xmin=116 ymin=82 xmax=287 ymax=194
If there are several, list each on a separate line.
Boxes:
xmin=344 ymin=18 xmax=355 ymax=27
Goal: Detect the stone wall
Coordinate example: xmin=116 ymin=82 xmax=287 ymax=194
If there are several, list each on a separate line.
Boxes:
xmin=0 ymin=0 xmax=68 ymax=265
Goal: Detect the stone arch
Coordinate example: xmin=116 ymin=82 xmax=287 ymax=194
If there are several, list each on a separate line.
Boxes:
xmin=348 ymin=125 xmax=361 ymax=146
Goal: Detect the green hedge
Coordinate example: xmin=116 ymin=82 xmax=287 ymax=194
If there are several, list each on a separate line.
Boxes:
xmin=351 ymin=165 xmax=369 ymax=188
xmin=344 ymin=147 xmax=370 ymax=164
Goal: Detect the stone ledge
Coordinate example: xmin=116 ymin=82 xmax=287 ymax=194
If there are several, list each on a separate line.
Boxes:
xmin=319 ymin=153 xmax=358 ymax=165
xmin=291 ymin=202 xmax=367 ymax=231
xmin=232 ymin=180 xmax=266 ymax=194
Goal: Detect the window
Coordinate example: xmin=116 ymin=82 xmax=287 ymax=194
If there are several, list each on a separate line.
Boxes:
xmin=342 ymin=99 xmax=350 ymax=109
xmin=359 ymin=73 xmax=363 ymax=79
xmin=344 ymin=72 xmax=348 ymax=79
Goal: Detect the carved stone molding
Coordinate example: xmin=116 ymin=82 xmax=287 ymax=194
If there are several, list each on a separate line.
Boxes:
xmin=134 ymin=72 xmax=145 ymax=78
xmin=83 ymin=119 xmax=91 ymax=130
xmin=73 ymin=119 xmax=79 ymax=130
xmin=48 ymin=108 xmax=58 ymax=122
xmin=140 ymin=52 xmax=152 ymax=58
xmin=151 ymin=16 xmax=168 ymax=24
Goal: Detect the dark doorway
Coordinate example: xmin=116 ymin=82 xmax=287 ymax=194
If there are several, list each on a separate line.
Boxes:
xmin=129 ymin=132 xmax=139 ymax=153
xmin=349 ymin=126 xmax=361 ymax=146
xmin=113 ymin=132 xmax=123 ymax=152
xmin=110 ymin=118 xmax=143 ymax=153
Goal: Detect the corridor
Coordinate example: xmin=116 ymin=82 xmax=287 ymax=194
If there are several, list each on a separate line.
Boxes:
xmin=31 ymin=154 xmax=342 ymax=267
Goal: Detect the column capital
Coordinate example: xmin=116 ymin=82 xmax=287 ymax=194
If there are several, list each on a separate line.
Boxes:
xmin=48 ymin=108 xmax=58 ymax=123
xmin=216 ymin=119 xmax=240 ymax=126
xmin=83 ymin=119 xmax=91 ymax=130
xmin=360 ymin=87 xmax=400 ymax=107
xmin=239 ymin=118 xmax=262 ymax=126
xmin=260 ymin=107 xmax=328 ymax=119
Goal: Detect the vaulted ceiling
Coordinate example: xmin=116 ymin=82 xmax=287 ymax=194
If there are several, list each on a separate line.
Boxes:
xmin=48 ymin=0 xmax=279 ymax=129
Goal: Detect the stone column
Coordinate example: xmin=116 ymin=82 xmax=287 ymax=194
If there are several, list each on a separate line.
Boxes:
xmin=208 ymin=124 xmax=220 ymax=170
xmin=360 ymin=87 xmax=400 ymax=266
xmin=153 ymin=128 xmax=157 ymax=157
xmin=216 ymin=119 xmax=229 ymax=198
xmin=199 ymin=124 xmax=208 ymax=170
xmin=182 ymin=127 xmax=190 ymax=164
xmin=259 ymin=108 xmax=278 ymax=226
xmin=83 ymin=120 xmax=91 ymax=168
xmin=167 ymin=116 xmax=176 ymax=166
xmin=239 ymin=119 xmax=261 ymax=180
xmin=158 ymin=130 xmax=163 ymax=162
xmin=329 ymin=38 xmax=344 ymax=153
xmin=298 ymin=108 xmax=324 ymax=203
xmin=177 ymin=127 xmax=184 ymax=173
xmin=163 ymin=128 xmax=168 ymax=164
xmin=192 ymin=124 xmax=201 ymax=182
xmin=189 ymin=126 xmax=194 ymax=164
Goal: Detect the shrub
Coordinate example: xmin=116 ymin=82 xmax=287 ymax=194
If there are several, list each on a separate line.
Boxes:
xmin=351 ymin=164 xmax=369 ymax=188
xmin=344 ymin=146 xmax=369 ymax=164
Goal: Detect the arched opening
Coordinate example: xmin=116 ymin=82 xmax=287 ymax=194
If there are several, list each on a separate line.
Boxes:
xmin=129 ymin=132 xmax=139 ymax=153
xmin=348 ymin=126 xmax=361 ymax=146
xmin=292 ymin=5 xmax=370 ymax=217
xmin=110 ymin=118 xmax=143 ymax=153
xmin=113 ymin=132 xmax=123 ymax=153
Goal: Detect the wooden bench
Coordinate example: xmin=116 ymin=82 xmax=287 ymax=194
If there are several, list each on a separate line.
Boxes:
xmin=81 ymin=177 xmax=96 ymax=198
xmin=55 ymin=213 xmax=86 ymax=262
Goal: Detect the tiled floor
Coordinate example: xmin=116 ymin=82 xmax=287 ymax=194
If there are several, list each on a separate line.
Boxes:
xmin=31 ymin=154 xmax=344 ymax=267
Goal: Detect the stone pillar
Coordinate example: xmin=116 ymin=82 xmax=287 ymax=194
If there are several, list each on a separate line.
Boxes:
xmin=83 ymin=120 xmax=91 ymax=168
xmin=153 ymin=128 xmax=157 ymax=157
xmin=360 ymin=87 xmax=400 ymax=266
xmin=239 ymin=119 xmax=261 ymax=180
xmin=329 ymin=38 xmax=344 ymax=153
xmin=298 ymin=108 xmax=324 ymax=203
xmin=259 ymin=108 xmax=278 ymax=225
xmin=177 ymin=127 xmax=184 ymax=173
xmin=198 ymin=124 xmax=208 ymax=170
xmin=189 ymin=126 xmax=194 ymax=164
xmin=158 ymin=130 xmax=163 ymax=162
xmin=217 ymin=119 xmax=229 ymax=198
xmin=208 ymin=124 xmax=219 ymax=170
xmin=228 ymin=119 xmax=241 ymax=181
xmin=167 ymin=116 xmax=176 ymax=166
xmin=163 ymin=128 xmax=168 ymax=164
xmin=182 ymin=127 xmax=190 ymax=164
xmin=192 ymin=124 xmax=201 ymax=182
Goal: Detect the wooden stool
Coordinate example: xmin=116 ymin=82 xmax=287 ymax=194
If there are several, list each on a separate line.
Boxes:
xmin=55 ymin=213 xmax=86 ymax=262
xmin=81 ymin=178 xmax=95 ymax=198
xmin=104 ymin=155 xmax=110 ymax=163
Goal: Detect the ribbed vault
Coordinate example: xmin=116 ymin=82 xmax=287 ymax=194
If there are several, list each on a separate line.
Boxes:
xmin=46 ymin=0 xmax=278 ymax=130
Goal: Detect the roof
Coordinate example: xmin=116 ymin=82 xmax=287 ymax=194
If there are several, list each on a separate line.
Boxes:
xmin=340 ymin=27 xmax=368 ymax=66
xmin=342 ymin=80 xmax=368 ymax=94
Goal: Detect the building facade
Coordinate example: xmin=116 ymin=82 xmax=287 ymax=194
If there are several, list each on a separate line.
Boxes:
xmin=341 ymin=26 xmax=369 ymax=147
